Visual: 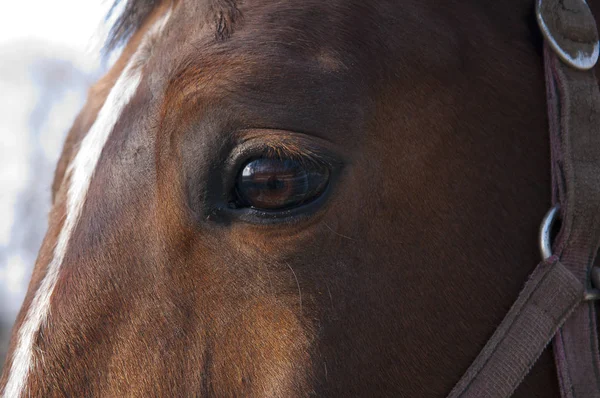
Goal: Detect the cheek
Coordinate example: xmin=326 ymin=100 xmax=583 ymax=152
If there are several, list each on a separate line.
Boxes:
xmin=209 ymin=301 xmax=314 ymax=397
xmin=225 ymin=222 xmax=324 ymax=259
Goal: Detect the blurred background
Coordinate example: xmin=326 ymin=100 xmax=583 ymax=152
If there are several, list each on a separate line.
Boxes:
xmin=0 ymin=0 xmax=114 ymax=370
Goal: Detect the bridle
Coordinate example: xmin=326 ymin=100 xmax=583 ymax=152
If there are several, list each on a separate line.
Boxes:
xmin=448 ymin=0 xmax=600 ymax=397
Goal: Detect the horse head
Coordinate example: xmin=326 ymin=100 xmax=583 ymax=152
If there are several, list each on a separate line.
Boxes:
xmin=1 ymin=0 xmax=585 ymax=396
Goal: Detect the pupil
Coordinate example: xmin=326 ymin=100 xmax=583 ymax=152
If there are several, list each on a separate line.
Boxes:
xmin=266 ymin=176 xmax=285 ymax=190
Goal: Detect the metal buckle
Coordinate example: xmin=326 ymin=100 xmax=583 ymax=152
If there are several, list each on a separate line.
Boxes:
xmin=586 ymin=267 xmax=600 ymax=301
xmin=539 ymin=204 xmax=600 ymax=301
xmin=539 ymin=204 xmax=560 ymax=260
xmin=536 ymin=0 xmax=599 ymax=70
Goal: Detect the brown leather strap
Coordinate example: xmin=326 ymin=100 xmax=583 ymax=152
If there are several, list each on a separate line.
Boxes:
xmin=446 ymin=259 xmax=584 ymax=398
xmin=447 ymin=1 xmax=600 ymax=397
xmin=546 ymin=34 xmax=600 ymax=398
xmin=539 ymin=2 xmax=600 ymax=397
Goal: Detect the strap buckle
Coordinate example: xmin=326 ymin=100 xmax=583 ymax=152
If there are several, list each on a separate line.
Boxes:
xmin=539 ymin=204 xmax=600 ymax=300
xmin=536 ymin=0 xmax=599 ymax=70
xmin=586 ymin=267 xmax=600 ymax=301
xmin=539 ymin=204 xmax=560 ymax=260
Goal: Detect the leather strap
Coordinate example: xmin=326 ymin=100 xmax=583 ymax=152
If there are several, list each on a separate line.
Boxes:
xmin=540 ymin=1 xmax=600 ymax=396
xmin=446 ymin=258 xmax=584 ymax=398
xmin=447 ymin=0 xmax=600 ymax=396
xmin=546 ymin=38 xmax=600 ymax=398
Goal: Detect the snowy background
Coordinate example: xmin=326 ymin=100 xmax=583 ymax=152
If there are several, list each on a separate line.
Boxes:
xmin=0 ymin=0 xmax=112 ymax=369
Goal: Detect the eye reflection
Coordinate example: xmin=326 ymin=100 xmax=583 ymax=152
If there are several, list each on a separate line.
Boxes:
xmin=235 ymin=158 xmax=329 ymax=210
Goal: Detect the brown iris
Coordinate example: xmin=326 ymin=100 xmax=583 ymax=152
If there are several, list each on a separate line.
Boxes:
xmin=235 ymin=158 xmax=330 ymax=210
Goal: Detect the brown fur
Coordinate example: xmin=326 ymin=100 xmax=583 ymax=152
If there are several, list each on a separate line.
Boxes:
xmin=3 ymin=0 xmax=600 ymax=396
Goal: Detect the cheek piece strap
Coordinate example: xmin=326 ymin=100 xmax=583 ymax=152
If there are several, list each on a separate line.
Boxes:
xmin=447 ymin=1 xmax=600 ymax=397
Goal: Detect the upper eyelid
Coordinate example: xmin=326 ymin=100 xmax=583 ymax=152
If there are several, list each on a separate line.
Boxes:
xmin=255 ymin=144 xmax=333 ymax=167
xmin=230 ymin=129 xmax=343 ymax=166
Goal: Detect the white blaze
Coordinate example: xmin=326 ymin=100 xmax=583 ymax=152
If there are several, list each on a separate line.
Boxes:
xmin=2 ymin=11 xmax=171 ymax=398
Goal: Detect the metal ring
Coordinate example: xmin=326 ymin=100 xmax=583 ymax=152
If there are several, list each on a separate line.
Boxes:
xmin=536 ymin=0 xmax=600 ymax=70
xmin=584 ymin=289 xmax=600 ymax=301
xmin=539 ymin=205 xmax=560 ymax=260
xmin=538 ymin=206 xmax=600 ymax=301
xmin=585 ymin=267 xmax=600 ymax=301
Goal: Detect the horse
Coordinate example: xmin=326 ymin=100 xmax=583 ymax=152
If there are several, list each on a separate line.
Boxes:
xmin=2 ymin=0 xmax=600 ymax=396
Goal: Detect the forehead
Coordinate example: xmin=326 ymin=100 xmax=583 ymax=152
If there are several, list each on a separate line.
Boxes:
xmin=169 ymin=0 xmax=375 ymax=53
xmin=77 ymin=0 xmax=381 ymax=222
xmin=125 ymin=0 xmax=382 ymax=150
xmin=157 ymin=0 xmax=370 ymax=73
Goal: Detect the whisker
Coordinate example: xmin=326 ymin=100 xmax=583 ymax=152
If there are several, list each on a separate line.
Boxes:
xmin=324 ymin=222 xmax=355 ymax=240
xmin=286 ymin=262 xmax=302 ymax=313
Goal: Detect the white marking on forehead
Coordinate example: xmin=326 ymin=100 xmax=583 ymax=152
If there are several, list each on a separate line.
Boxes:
xmin=3 ymin=10 xmax=171 ymax=398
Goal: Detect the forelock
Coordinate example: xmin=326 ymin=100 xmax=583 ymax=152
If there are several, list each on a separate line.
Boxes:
xmin=104 ymin=0 xmax=162 ymax=53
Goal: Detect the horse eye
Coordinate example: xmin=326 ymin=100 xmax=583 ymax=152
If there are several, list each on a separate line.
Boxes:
xmin=234 ymin=158 xmax=330 ymax=210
